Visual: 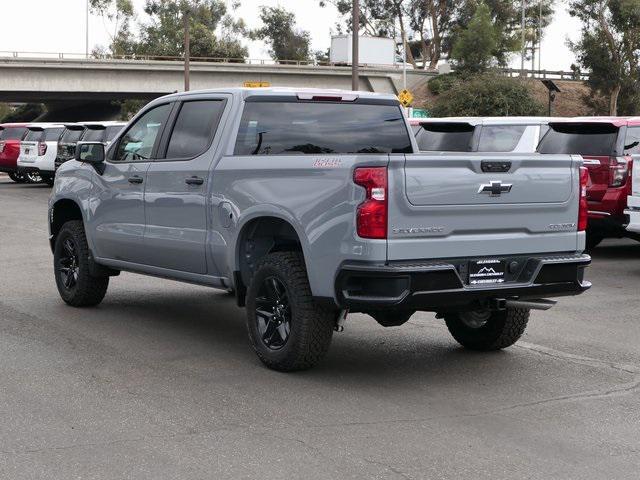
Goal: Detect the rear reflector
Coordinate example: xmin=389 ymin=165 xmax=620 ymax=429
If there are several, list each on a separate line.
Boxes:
xmin=578 ymin=166 xmax=589 ymax=232
xmin=354 ymin=167 xmax=388 ymax=239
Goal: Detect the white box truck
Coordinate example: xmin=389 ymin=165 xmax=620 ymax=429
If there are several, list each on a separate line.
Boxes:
xmin=330 ymin=36 xmax=395 ymax=66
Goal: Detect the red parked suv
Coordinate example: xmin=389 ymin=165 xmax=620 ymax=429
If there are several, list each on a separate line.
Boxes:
xmin=538 ymin=117 xmax=638 ymax=248
xmin=0 ymin=123 xmax=29 ymax=183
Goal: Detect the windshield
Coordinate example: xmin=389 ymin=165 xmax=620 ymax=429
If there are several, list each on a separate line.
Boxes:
xmin=24 ymin=129 xmax=44 ymax=142
xmin=60 ymin=128 xmax=85 ymax=144
xmin=0 ymin=127 xmax=27 ymax=141
xmin=82 ymin=128 xmax=106 ymax=142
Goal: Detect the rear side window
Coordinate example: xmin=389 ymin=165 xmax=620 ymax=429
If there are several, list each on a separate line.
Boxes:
xmin=61 ymin=128 xmax=85 ymax=144
xmin=24 ymin=129 xmax=44 ymax=142
xmin=624 ymin=126 xmax=640 ymax=154
xmin=45 ymin=127 xmax=64 ymax=141
xmin=105 ymin=125 xmax=123 ymax=142
xmin=166 ymin=100 xmax=225 ymax=159
xmin=0 ymin=127 xmax=27 ymax=140
xmin=82 ymin=128 xmax=106 ymax=142
xmin=478 ymin=125 xmax=527 ymax=152
xmin=234 ymin=101 xmax=412 ymax=155
xmin=538 ymin=123 xmax=618 ymax=156
xmin=414 ymin=123 xmax=474 ymax=152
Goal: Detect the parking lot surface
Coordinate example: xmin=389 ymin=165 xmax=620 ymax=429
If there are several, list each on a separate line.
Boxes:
xmin=1 ymin=177 xmax=639 ymax=479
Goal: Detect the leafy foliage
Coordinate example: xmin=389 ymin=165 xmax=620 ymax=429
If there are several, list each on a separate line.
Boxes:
xmin=451 ymin=2 xmax=497 ymax=73
xmin=1 ymin=104 xmax=45 ymax=123
xmin=426 ymin=72 xmax=458 ymax=94
xmin=430 ymin=73 xmax=545 ymax=117
xmin=251 ymin=7 xmax=312 ymax=62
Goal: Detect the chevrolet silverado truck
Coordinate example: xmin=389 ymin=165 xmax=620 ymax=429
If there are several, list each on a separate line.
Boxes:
xmin=48 ymin=88 xmax=591 ymax=371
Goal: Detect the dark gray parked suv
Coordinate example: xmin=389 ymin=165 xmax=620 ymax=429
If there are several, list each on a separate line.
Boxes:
xmin=48 ymin=88 xmax=591 ymax=371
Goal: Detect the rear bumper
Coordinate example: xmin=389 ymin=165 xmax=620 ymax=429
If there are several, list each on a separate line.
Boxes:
xmin=17 ymin=166 xmax=53 ymax=178
xmin=335 ymin=253 xmax=591 ymax=312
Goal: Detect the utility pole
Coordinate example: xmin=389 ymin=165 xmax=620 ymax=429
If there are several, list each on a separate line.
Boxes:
xmin=352 ymin=0 xmax=359 ymax=91
xmin=538 ymin=0 xmax=542 ymax=73
xmin=184 ymin=8 xmax=190 ymax=91
xmin=520 ymin=0 xmax=526 ymax=76
xmin=86 ymin=0 xmax=90 ymax=58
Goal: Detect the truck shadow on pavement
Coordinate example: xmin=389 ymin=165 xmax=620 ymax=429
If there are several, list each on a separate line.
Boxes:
xmin=589 ymin=239 xmax=640 ymax=260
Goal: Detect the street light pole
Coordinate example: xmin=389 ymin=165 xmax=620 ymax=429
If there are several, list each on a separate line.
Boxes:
xmin=352 ymin=0 xmax=359 ymax=91
xmin=184 ymin=9 xmax=190 ymax=91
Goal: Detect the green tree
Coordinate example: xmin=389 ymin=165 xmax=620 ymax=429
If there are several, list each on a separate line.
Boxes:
xmin=430 ymin=73 xmax=544 ymax=116
xmin=451 ymin=2 xmax=496 ymax=73
xmin=252 ymin=6 xmax=312 ymax=62
xmin=569 ymin=0 xmax=640 ymax=115
xmin=90 ymin=0 xmax=135 ymax=56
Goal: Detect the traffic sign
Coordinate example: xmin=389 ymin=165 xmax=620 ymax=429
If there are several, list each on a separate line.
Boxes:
xmin=243 ymin=81 xmax=271 ymax=88
xmin=398 ymin=89 xmax=413 ymax=107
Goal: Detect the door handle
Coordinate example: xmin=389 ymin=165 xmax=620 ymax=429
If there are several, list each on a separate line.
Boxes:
xmin=185 ymin=176 xmax=204 ymax=185
xmin=128 ymin=175 xmax=143 ymax=184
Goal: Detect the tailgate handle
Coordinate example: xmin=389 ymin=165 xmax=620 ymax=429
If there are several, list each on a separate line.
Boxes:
xmin=481 ymin=161 xmax=511 ymax=173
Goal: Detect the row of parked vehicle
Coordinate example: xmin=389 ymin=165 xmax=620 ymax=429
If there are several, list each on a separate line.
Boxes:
xmin=0 ymin=121 xmax=125 ymax=186
xmin=410 ymin=116 xmax=640 ymax=249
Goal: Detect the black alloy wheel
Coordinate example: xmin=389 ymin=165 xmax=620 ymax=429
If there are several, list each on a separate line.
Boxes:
xmin=255 ymin=276 xmax=291 ymax=350
xmin=58 ymin=237 xmax=80 ymax=292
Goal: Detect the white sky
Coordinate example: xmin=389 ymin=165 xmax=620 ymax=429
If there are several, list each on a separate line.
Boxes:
xmin=0 ymin=0 xmax=581 ymax=70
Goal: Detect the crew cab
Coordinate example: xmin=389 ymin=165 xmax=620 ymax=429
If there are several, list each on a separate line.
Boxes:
xmin=410 ymin=117 xmax=560 ymax=153
xmin=17 ymin=123 xmax=65 ymax=186
xmin=49 ymin=88 xmax=591 ymax=371
xmin=537 ymin=118 xmax=639 ymax=248
xmin=0 ymin=123 xmax=29 ymax=183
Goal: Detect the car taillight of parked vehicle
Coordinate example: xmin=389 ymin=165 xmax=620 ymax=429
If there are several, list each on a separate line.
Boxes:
xmin=579 ymin=166 xmax=589 ymax=232
xmin=38 ymin=142 xmax=47 ymax=156
xmin=609 ymin=156 xmax=632 ymax=188
xmin=0 ymin=141 xmax=5 ymax=153
xmin=354 ymin=166 xmax=388 ymax=239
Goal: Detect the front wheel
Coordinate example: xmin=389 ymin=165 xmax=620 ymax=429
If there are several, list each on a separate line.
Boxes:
xmin=24 ymin=171 xmax=41 ymax=183
xmin=444 ymin=308 xmax=529 ymax=351
xmin=246 ymin=252 xmax=336 ymax=371
xmin=54 ymin=220 xmax=109 ymax=307
xmin=8 ymin=171 xmax=26 ymax=183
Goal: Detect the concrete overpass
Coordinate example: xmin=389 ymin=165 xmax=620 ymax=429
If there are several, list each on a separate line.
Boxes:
xmin=0 ymin=56 xmax=435 ymax=104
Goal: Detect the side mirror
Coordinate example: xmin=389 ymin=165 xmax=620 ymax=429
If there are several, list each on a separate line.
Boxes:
xmin=75 ymin=142 xmax=105 ymax=164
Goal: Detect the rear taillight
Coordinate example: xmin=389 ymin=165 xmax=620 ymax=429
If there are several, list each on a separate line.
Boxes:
xmin=354 ymin=167 xmax=387 ymax=239
xmin=578 ymin=166 xmax=589 ymax=232
xmin=0 ymin=141 xmax=5 ymax=153
xmin=609 ymin=156 xmax=631 ymax=187
xmin=38 ymin=142 xmax=47 ymax=156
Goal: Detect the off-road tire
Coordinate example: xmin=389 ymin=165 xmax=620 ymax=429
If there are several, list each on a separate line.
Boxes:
xmin=246 ymin=252 xmax=335 ymax=371
xmin=54 ymin=220 xmax=109 ymax=307
xmin=445 ymin=308 xmax=530 ymax=351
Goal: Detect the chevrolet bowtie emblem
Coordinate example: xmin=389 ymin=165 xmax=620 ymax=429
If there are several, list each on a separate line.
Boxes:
xmin=478 ymin=180 xmax=512 ymax=196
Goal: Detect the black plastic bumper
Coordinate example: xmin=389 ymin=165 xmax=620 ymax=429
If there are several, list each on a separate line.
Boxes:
xmin=335 ymin=253 xmax=591 ymax=312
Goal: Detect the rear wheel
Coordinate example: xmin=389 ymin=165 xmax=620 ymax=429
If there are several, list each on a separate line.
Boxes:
xmin=24 ymin=171 xmax=41 ymax=183
xmin=54 ymin=220 xmax=109 ymax=307
xmin=444 ymin=308 xmax=529 ymax=351
xmin=246 ymin=252 xmax=335 ymax=371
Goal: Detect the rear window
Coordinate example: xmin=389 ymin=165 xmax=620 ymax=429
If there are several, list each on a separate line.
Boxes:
xmin=538 ymin=123 xmax=618 ymax=156
xmin=82 ymin=127 xmax=106 ymax=142
xmin=60 ymin=128 xmax=85 ymax=144
xmin=105 ymin=125 xmax=123 ymax=142
xmin=45 ymin=127 xmax=64 ymax=142
xmin=414 ymin=123 xmax=474 ymax=152
xmin=0 ymin=127 xmax=27 ymax=140
xmin=478 ymin=125 xmax=527 ymax=152
xmin=624 ymin=126 xmax=640 ymax=154
xmin=234 ymin=100 xmax=412 ymax=155
xmin=24 ymin=129 xmax=44 ymax=142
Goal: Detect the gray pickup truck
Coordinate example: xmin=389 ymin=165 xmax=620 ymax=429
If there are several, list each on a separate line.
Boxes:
xmin=49 ymin=88 xmax=591 ymax=371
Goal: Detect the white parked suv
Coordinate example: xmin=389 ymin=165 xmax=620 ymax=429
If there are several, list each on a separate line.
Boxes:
xmin=625 ymin=162 xmax=640 ymax=233
xmin=17 ymin=123 xmax=65 ymax=186
xmin=410 ymin=117 xmax=563 ymax=153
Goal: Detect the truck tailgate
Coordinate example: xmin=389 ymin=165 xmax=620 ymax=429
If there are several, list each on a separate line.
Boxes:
xmin=387 ymin=153 xmax=582 ymax=261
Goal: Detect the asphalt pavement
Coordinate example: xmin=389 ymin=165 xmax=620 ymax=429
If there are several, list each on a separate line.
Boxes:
xmin=1 ymin=176 xmax=639 ymax=479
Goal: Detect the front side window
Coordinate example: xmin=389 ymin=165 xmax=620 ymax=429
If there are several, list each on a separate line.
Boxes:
xmin=114 ymin=104 xmax=172 ymax=161
xmin=60 ymin=128 xmax=85 ymax=144
xmin=82 ymin=128 xmax=106 ymax=142
xmin=478 ymin=125 xmax=527 ymax=152
xmin=414 ymin=123 xmax=474 ymax=152
xmin=234 ymin=100 xmax=412 ymax=155
xmin=166 ymin=100 xmax=225 ymax=159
